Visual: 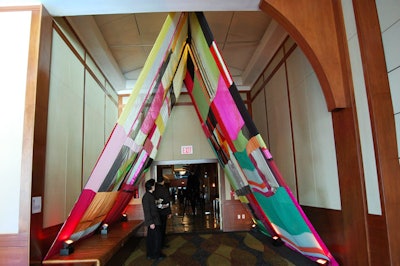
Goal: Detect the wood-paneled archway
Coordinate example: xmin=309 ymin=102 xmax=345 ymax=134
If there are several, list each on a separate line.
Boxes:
xmin=259 ymin=0 xmax=400 ymax=265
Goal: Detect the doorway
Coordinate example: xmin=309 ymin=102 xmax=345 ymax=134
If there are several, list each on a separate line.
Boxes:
xmin=156 ymin=162 xmax=221 ymax=234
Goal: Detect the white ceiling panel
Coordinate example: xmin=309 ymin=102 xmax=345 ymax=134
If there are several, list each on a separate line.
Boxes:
xmin=11 ymin=0 xmax=288 ymax=91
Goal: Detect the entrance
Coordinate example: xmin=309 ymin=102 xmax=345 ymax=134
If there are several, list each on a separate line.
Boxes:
xmin=156 ymin=162 xmax=221 ymax=234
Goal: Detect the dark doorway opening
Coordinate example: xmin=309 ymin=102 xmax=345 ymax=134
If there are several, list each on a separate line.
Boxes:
xmin=157 ymin=162 xmax=221 ymax=234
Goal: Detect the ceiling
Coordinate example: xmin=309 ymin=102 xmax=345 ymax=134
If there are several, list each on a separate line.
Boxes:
xmin=11 ymin=0 xmax=289 ymax=92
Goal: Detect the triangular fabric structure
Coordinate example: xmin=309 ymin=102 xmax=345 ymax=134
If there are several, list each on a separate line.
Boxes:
xmin=45 ymin=12 xmax=337 ymax=265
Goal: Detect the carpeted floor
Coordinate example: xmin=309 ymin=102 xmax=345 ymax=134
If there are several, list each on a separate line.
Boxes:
xmin=107 ymin=203 xmax=315 ymax=265
xmin=119 ymin=230 xmax=315 ymax=266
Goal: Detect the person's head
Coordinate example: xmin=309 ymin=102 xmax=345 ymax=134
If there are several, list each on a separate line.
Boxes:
xmin=145 ymin=179 xmax=155 ymax=192
xmin=157 ymin=175 xmax=164 ymax=184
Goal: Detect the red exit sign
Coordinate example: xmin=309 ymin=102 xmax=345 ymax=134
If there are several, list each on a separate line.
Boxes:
xmin=181 ymin=145 xmax=193 ymax=154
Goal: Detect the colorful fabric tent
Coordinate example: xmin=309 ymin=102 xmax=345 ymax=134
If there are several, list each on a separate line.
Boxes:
xmin=45 ymin=12 xmax=337 ymax=265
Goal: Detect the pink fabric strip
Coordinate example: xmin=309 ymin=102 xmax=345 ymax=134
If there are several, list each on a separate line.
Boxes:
xmin=44 ymin=189 xmax=96 ymax=259
xmin=85 ymin=125 xmax=126 ymax=191
xmin=127 ymin=150 xmax=148 ymax=185
xmin=212 ymin=75 xmax=244 ymax=141
xmin=141 ymin=84 xmax=165 ymax=134
xmin=262 ymin=147 xmax=273 ymax=160
xmin=184 ymin=71 xmax=194 ymax=93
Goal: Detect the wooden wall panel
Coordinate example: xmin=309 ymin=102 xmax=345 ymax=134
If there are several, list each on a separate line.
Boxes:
xmin=0 ymin=247 xmax=28 ymax=265
xmin=221 ymin=200 xmax=253 ymax=232
xmin=302 ymin=206 xmax=345 ymax=264
xmin=367 ymin=214 xmax=389 ymax=266
xmin=30 ymin=5 xmax=53 ymax=264
xmin=32 ymin=224 xmax=62 ymax=265
xmin=125 ymin=203 xmax=144 ymax=221
xmin=83 ymin=73 xmax=106 ymax=185
xmin=124 ymin=204 xmax=146 ymax=236
xmin=43 ymin=31 xmax=85 ymax=227
xmin=0 ymin=233 xmax=29 ymax=264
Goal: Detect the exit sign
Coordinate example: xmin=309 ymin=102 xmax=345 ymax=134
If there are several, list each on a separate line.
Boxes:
xmin=181 ymin=145 xmax=193 ymax=154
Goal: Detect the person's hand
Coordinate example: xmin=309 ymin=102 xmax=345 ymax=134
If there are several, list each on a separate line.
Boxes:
xmin=150 ymin=224 xmax=155 ymax=229
xmin=167 ymin=214 xmax=172 ymax=219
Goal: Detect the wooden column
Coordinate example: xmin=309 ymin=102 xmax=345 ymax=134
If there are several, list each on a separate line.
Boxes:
xmin=0 ymin=5 xmax=51 ymax=265
xmin=29 ymin=5 xmax=53 ymax=264
xmin=352 ymin=0 xmax=400 ymax=264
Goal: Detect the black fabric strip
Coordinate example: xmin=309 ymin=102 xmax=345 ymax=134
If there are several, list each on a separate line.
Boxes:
xmin=229 ymin=84 xmax=259 ymax=137
xmin=186 ymin=54 xmax=195 ymax=79
xmin=194 ymin=12 xmax=214 ymax=47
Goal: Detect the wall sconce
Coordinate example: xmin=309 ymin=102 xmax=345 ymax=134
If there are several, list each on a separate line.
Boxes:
xmin=316 ymin=258 xmax=328 ymax=265
xmin=60 ymin=239 xmax=74 ymax=256
xmin=121 ymin=213 xmax=128 ymax=222
xmin=179 ymin=170 xmax=186 ymax=175
xmin=101 ymin=223 xmax=109 ymax=235
xmin=272 ymin=235 xmax=284 ymax=246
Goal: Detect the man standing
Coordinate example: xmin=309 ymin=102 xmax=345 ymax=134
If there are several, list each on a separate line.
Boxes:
xmin=186 ymin=168 xmax=200 ymax=216
xmin=142 ymin=179 xmax=165 ymax=260
xmin=154 ymin=176 xmax=172 ymax=248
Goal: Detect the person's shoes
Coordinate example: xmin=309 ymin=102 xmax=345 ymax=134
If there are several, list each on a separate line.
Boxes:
xmin=147 ymin=256 xmax=155 ymax=260
xmin=163 ymin=244 xmax=170 ymax=248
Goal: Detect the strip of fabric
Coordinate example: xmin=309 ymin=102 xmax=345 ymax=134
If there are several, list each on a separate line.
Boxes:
xmin=184 ymin=12 xmax=336 ymax=264
xmin=45 ymin=12 xmax=189 ymax=259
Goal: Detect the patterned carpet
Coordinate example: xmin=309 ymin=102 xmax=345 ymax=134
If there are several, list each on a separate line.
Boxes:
xmin=121 ymin=230 xmax=315 ymax=266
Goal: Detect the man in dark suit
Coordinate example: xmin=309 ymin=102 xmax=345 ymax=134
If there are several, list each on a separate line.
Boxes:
xmin=142 ymin=179 xmax=165 ymax=260
xmin=154 ymin=176 xmax=172 ymax=248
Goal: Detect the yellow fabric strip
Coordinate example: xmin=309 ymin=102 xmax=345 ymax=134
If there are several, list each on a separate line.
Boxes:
xmin=118 ymin=13 xmax=179 ymax=126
